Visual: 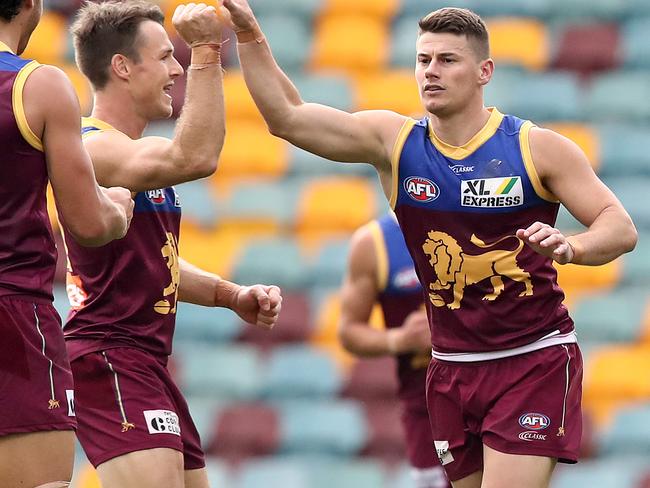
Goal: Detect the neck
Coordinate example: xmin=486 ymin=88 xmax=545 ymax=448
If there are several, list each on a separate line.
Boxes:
xmin=0 ymin=26 xmax=22 ymax=54
xmin=92 ymin=88 xmax=148 ymax=139
xmin=427 ymin=98 xmax=491 ymax=147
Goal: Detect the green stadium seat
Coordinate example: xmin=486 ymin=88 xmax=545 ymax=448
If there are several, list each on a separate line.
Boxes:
xmin=390 ymin=16 xmax=418 ymax=68
xmin=584 ymin=73 xmax=650 ymax=123
xmin=486 ymin=70 xmax=582 ymax=121
xmin=606 ymin=178 xmax=650 ymax=230
xmin=621 ymin=18 xmax=650 ymax=68
xmin=262 ymin=345 xmax=342 ymax=399
xmin=551 ymin=457 xmax=648 ymax=488
xmin=174 ymin=302 xmax=241 ymax=343
xmin=238 ymin=458 xmax=309 ymax=488
xmin=249 ymin=0 xmax=322 ymax=19
xmin=294 ymin=74 xmax=354 ymax=111
xmin=308 ymin=239 xmax=351 ymax=288
xmin=597 ymin=125 xmax=650 ymax=177
xmin=571 ymin=290 xmax=649 ymax=343
xmin=175 ymin=344 xmax=261 ymax=400
xmin=621 ymin=236 xmax=650 ymax=286
xmin=204 ymin=460 xmax=234 ymax=487
xmin=288 ymin=147 xmax=374 ymax=176
xmin=278 ymin=399 xmax=368 ymax=455
xmin=258 ymin=15 xmax=312 ymax=72
xmin=546 ymin=0 xmax=627 ymax=20
xmin=175 ymin=180 xmax=219 ymax=228
xmin=600 ymin=405 xmax=650 ymax=455
xmin=184 ymin=396 xmax=225 ymax=444
xmin=231 ymin=237 xmax=309 ymax=290
xmin=306 ymin=458 xmax=387 ymax=488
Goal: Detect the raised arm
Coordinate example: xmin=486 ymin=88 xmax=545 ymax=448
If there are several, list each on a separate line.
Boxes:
xmin=24 ymin=65 xmax=133 ymax=247
xmin=178 ymin=258 xmax=282 ymax=330
xmin=221 ymin=0 xmax=406 ymax=173
xmin=87 ymin=4 xmax=225 ymax=192
xmin=517 ymin=127 xmax=637 ymax=265
xmin=339 ymin=225 xmax=430 ymax=357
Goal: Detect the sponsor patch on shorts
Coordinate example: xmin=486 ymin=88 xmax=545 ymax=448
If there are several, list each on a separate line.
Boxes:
xmin=434 ymin=440 xmax=454 ymax=466
xmin=143 ymin=409 xmax=181 ymax=436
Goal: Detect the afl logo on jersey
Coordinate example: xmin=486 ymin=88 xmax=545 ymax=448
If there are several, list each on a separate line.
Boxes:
xmin=404 ymin=176 xmax=440 ymax=203
xmin=146 ymin=189 xmax=166 ymax=204
xmin=519 ymin=413 xmax=550 ymax=431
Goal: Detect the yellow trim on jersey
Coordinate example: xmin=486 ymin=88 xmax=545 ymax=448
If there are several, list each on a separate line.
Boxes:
xmin=0 ymin=40 xmax=14 ymax=53
xmin=389 ymin=118 xmax=417 ymax=209
xmin=12 ymin=61 xmax=43 ymax=151
xmin=367 ymin=220 xmax=389 ymax=293
xmin=82 ymin=116 xmax=117 ymax=138
xmin=519 ymin=120 xmax=558 ymax=202
xmin=428 ymin=107 xmax=504 ymax=160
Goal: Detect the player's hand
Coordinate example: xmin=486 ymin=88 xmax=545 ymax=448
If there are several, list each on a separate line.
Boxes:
xmin=173 ymin=3 xmax=222 ymax=46
xmin=102 ymin=186 xmax=134 ymax=237
xmin=517 ymin=221 xmax=574 ymax=264
xmin=388 ymin=309 xmax=431 ymax=354
xmin=231 ymin=284 xmax=282 ymax=330
xmin=220 ymin=0 xmax=258 ymax=33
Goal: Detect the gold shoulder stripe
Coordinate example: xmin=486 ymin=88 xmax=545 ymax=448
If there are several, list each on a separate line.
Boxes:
xmin=12 ymin=61 xmax=43 ymax=151
xmin=519 ymin=121 xmax=558 ymax=202
xmin=82 ymin=117 xmax=117 ymax=139
xmin=389 ymin=118 xmax=417 ymax=209
xmin=367 ymin=220 xmax=389 ymax=292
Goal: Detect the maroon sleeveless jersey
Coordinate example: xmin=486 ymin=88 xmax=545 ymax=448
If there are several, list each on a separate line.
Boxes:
xmin=63 ymin=118 xmax=182 ymax=361
xmin=369 ymin=215 xmax=429 ymax=401
xmin=390 ymin=110 xmax=573 ymax=355
xmin=0 ymin=43 xmax=56 ymax=301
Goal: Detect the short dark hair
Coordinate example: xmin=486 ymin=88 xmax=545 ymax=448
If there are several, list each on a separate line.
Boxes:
xmin=0 ymin=0 xmax=23 ymax=22
xmin=71 ymin=0 xmax=164 ymax=90
xmin=419 ymin=7 xmax=489 ymax=59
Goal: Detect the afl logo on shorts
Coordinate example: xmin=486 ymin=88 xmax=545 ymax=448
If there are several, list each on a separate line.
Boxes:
xmin=146 ymin=189 xmax=166 ymax=204
xmin=404 ymin=176 xmax=440 ymax=203
xmin=519 ymin=412 xmax=550 ymax=431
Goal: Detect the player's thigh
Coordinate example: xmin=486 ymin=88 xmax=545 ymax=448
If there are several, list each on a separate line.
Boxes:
xmin=185 ymin=467 xmax=210 ymax=488
xmin=0 ymin=430 xmax=74 ymax=487
xmin=96 ymin=447 xmax=184 ymax=488
xmin=449 ymin=470 xmax=482 ymax=488
xmin=481 ymin=444 xmax=556 ymax=488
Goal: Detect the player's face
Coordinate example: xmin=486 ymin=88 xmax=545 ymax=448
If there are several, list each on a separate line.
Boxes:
xmin=17 ymin=0 xmax=43 ymax=55
xmin=128 ymin=20 xmax=183 ymax=121
xmin=415 ymin=32 xmax=492 ymax=117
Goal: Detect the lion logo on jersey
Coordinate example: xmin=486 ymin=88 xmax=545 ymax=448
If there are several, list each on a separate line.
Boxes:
xmin=422 ymin=231 xmax=533 ymax=310
xmin=154 ymin=232 xmax=180 ymax=315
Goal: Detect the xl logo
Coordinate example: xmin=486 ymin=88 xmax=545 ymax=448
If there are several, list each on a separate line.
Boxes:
xmin=519 ymin=413 xmax=550 ymax=431
xmin=404 ymin=176 xmax=440 ymax=203
xmin=461 ymin=176 xmax=523 ymax=208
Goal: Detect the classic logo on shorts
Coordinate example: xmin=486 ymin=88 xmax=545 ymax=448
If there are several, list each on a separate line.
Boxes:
xmin=519 ymin=431 xmax=547 ymax=442
xmin=519 ymin=412 xmax=550 ymax=431
xmin=143 ymin=409 xmax=181 ymax=436
xmin=404 ymin=176 xmax=440 ymax=203
xmin=146 ymin=189 xmax=166 ymax=204
xmin=434 ymin=440 xmax=454 ymax=466
xmin=461 ymin=176 xmax=523 ymax=208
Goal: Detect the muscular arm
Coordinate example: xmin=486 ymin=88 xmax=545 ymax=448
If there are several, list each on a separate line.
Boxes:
xmin=25 ymin=65 xmax=129 ymax=246
xmin=527 ymin=127 xmax=637 ymax=265
xmin=223 ymin=0 xmax=405 ymax=175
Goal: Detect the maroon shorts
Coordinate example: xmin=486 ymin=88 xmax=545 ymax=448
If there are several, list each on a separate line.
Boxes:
xmin=426 ymin=344 xmax=583 ymax=482
xmin=0 ymin=297 xmax=76 ymax=435
xmin=70 ymin=347 xmax=204 ymax=469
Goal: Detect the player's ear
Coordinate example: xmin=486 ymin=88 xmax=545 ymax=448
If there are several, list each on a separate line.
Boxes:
xmin=111 ymin=54 xmax=131 ymax=82
xmin=478 ymin=58 xmax=494 ymax=86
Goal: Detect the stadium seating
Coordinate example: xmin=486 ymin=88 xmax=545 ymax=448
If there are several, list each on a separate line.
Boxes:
xmin=551 ymin=22 xmax=620 ymax=75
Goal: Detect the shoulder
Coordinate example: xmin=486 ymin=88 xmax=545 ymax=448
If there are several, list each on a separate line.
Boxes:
xmin=527 ymin=125 xmax=589 ymax=177
xmin=22 ymin=64 xmax=79 ymax=113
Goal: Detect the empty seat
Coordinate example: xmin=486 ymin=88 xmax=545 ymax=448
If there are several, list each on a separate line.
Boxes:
xmin=262 ymin=345 xmax=342 ymax=398
xmin=621 ymin=237 xmax=650 ymax=286
xmin=178 ymin=224 xmax=246 ymax=280
xmin=621 ymin=17 xmax=650 ymax=69
xmin=206 ymin=403 xmax=280 ymax=461
xmin=249 ymin=0 xmax=322 ymax=20
xmin=231 ymin=237 xmax=309 ymax=290
xmin=175 ymin=344 xmax=262 ymax=400
xmin=175 ymin=179 xmax=219 ymax=228
xmin=555 ymin=259 xmax=621 ymax=294
xmin=204 ymin=460 xmax=235 ymax=487
xmin=278 ymin=399 xmax=368 ymax=455
xmin=584 ymin=73 xmax=650 ymax=123
xmin=546 ymin=0 xmax=627 ymax=20
xmin=259 ymin=14 xmax=312 ymax=72
xmin=343 ymin=357 xmax=399 ymax=400
xmin=390 ymin=16 xmax=419 ymax=68
xmin=597 ymin=124 xmax=650 ymax=177
xmin=571 ymin=290 xmax=648 ymax=343
xmin=607 ymin=178 xmax=650 ymax=230
xmin=551 ymin=457 xmax=648 ymax=488
xmin=354 ymin=70 xmax=424 ymax=116
xmin=238 ymin=458 xmax=309 ymax=488
xmin=23 ymin=11 xmax=67 ymax=66
xmin=311 ymin=14 xmax=389 ymax=75
xmin=60 ymin=63 xmax=92 ymax=116
xmin=308 ymin=239 xmax=351 ymax=288
xmin=551 ymin=22 xmax=621 ymax=76
xmin=306 ymin=458 xmax=387 ymax=488
xmin=486 ymin=17 xmax=549 ymax=71
xmin=222 ymin=71 xmax=265 ymax=123
xmin=238 ymin=292 xmax=312 ymax=346
xmin=294 ymin=73 xmax=354 ymax=111
xmin=361 ymin=399 xmax=408 ymax=464
xmin=321 ymin=0 xmax=398 ymax=19
xmin=543 ymin=123 xmax=600 ymax=171
xmin=174 ymin=302 xmax=241 ymax=343
xmin=600 ymin=404 xmax=650 ymax=455
xmin=289 ymin=147 xmax=374 ymax=176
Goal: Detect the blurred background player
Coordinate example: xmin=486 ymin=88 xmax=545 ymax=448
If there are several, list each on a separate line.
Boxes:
xmin=339 ymin=213 xmax=451 ymax=488
xmin=221 ymin=1 xmax=638 ymax=487
xmin=0 ymin=0 xmax=133 ymax=486
xmin=62 ymin=2 xmax=281 ymax=488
